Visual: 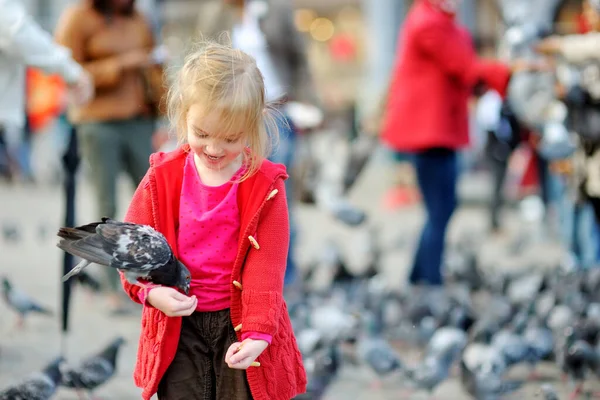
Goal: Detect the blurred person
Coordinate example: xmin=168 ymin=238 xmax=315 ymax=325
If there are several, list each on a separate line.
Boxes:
xmin=196 ymin=0 xmax=318 ymax=286
xmin=537 ymin=0 xmax=600 ymax=225
xmin=0 ymin=0 xmax=93 ymax=182
xmin=55 ymin=0 xmax=168 ymax=312
xmin=381 ymin=0 xmax=537 ymax=286
xmin=477 ymin=90 xmax=524 ymax=233
xmin=121 ymin=42 xmax=306 ymax=400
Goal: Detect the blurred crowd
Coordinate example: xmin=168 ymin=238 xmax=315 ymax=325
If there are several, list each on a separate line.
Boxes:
xmin=3 ymin=0 xmax=600 ymax=298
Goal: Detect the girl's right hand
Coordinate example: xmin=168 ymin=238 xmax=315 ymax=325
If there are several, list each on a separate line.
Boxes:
xmin=146 ymin=287 xmax=197 ymax=317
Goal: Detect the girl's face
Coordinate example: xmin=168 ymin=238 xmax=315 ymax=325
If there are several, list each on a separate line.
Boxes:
xmin=186 ymin=103 xmax=246 ymax=175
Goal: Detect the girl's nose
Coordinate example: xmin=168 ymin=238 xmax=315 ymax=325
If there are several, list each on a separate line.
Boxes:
xmin=205 ymin=141 xmax=222 ymax=155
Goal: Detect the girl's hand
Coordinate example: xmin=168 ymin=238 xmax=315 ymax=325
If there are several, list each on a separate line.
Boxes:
xmin=225 ymin=339 xmax=268 ymax=370
xmin=146 ymin=286 xmax=197 ymax=317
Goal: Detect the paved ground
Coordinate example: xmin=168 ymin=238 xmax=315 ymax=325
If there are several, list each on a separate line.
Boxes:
xmin=0 ymin=143 xmax=580 ymax=399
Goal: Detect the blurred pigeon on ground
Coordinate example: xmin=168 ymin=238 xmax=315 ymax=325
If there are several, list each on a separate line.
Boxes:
xmin=2 ymin=277 xmax=53 ymax=328
xmin=60 ymin=337 xmax=125 ymax=399
xmin=1 ymin=222 xmax=20 ymax=243
xmin=297 ymin=344 xmax=341 ymax=400
xmin=57 ymin=218 xmax=191 ymax=294
xmin=460 ymin=358 xmax=523 ymax=400
xmin=539 ymin=383 xmax=559 ymax=400
xmin=404 ymin=351 xmax=454 ymax=395
xmin=0 ymin=357 xmax=63 ymax=400
xmin=426 ymin=327 xmax=467 ymax=363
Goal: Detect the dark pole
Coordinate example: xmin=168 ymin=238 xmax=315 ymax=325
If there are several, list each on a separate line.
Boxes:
xmin=60 ymin=124 xmax=79 ymax=355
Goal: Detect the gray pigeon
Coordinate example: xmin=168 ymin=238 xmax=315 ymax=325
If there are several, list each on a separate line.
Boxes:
xmin=0 ymin=357 xmax=63 ymax=400
xmin=426 ymin=327 xmax=467 ymax=364
xmin=59 ymin=337 xmax=125 ymax=398
xmin=2 ymin=277 xmax=53 ymax=328
xmin=404 ymin=352 xmax=454 ymax=395
xmin=57 ymin=218 xmax=191 ymax=294
xmin=539 ymin=383 xmax=559 ymax=400
xmin=460 ymin=358 xmax=523 ymax=400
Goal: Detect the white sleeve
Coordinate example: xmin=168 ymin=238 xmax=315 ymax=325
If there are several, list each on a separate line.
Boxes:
xmin=0 ymin=0 xmax=83 ymax=83
xmin=559 ymin=34 xmax=600 ymax=65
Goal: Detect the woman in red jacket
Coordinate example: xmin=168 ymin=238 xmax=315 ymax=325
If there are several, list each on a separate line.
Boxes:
xmin=381 ymin=0 xmax=513 ymax=285
xmin=121 ymin=42 xmax=306 ymax=400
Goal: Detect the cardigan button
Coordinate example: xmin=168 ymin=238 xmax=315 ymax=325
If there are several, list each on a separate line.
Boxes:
xmin=248 ymin=235 xmax=260 ymax=250
xmin=266 ymin=189 xmax=278 ymax=201
xmin=153 ymin=343 xmax=159 ymax=353
xmin=233 ymin=280 xmax=243 ymax=290
xmin=234 ymin=323 xmax=243 ymax=332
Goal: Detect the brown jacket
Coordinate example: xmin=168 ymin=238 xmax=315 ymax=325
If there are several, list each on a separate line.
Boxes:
xmin=55 ymin=3 xmax=165 ymax=123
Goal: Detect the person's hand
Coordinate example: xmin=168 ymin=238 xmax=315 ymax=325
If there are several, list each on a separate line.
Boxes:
xmin=119 ymin=49 xmax=151 ymax=70
xmin=225 ymin=338 xmax=268 ymax=370
xmin=510 ymin=58 xmax=552 ymax=74
xmin=534 ymin=36 xmax=562 ymax=55
xmin=146 ymin=286 xmax=197 ymax=317
xmin=69 ymin=71 xmax=94 ymax=106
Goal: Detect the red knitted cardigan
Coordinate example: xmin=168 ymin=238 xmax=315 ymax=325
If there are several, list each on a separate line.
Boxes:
xmin=120 ymin=145 xmax=307 ymax=400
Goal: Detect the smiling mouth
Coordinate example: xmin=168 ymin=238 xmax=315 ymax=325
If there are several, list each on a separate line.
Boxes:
xmin=205 ymin=154 xmax=223 ymax=161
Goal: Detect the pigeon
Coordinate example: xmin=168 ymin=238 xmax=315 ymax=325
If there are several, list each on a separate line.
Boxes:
xmin=404 ymin=352 xmax=454 ymax=395
xmin=0 ymin=357 xmax=64 ymax=400
xmin=460 ymin=358 xmax=523 ymax=400
xmin=1 ymin=222 xmax=20 ymax=243
xmin=560 ymin=338 xmax=600 ymax=399
xmin=2 ymin=277 xmax=53 ymax=328
xmin=56 ymin=218 xmax=191 ymax=294
xmin=426 ymin=327 xmax=467 ymax=364
xmin=539 ymin=383 xmax=559 ymax=400
xmin=297 ymin=344 xmax=341 ymax=400
xmin=59 ymin=337 xmax=125 ymax=398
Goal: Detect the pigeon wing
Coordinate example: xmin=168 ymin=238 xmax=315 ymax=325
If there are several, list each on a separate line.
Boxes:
xmin=0 ymin=374 xmax=56 ymax=400
xmin=77 ymin=358 xmax=114 ymax=389
xmin=97 ymin=223 xmax=172 ymax=272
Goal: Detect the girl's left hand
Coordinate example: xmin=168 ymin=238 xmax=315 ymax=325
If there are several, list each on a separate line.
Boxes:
xmin=225 ymin=339 xmax=268 ymax=370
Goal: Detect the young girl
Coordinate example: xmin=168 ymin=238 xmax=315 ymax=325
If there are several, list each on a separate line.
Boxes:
xmin=120 ymin=42 xmax=307 ymax=400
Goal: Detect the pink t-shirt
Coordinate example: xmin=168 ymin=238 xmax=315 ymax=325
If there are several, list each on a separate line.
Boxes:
xmin=174 ymin=153 xmax=271 ymax=343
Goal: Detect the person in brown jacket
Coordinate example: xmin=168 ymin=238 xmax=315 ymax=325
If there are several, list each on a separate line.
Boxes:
xmin=55 ymin=0 xmax=167 ymax=313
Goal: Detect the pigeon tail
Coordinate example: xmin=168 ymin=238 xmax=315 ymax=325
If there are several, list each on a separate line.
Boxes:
xmin=30 ymin=302 xmax=53 ymax=315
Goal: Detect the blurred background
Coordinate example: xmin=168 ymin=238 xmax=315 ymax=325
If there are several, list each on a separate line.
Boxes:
xmin=3 ymin=0 xmax=600 ymax=399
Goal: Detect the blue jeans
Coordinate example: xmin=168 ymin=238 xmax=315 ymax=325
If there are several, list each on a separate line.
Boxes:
xmin=268 ymin=113 xmax=297 ymax=286
xmin=409 ymin=149 xmax=458 ymax=286
xmin=555 ymin=176 xmax=598 ymax=268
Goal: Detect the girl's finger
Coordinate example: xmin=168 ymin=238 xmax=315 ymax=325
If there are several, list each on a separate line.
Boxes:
xmin=225 ymin=342 xmax=242 ymax=363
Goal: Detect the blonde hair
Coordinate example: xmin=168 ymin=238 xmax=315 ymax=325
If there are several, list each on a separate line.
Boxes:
xmin=167 ymin=41 xmax=279 ymax=180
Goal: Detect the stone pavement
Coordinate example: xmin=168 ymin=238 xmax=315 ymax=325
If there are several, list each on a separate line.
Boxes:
xmin=0 ymin=146 xmax=575 ymax=399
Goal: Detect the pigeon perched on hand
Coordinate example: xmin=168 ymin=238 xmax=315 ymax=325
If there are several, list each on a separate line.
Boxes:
xmin=57 ymin=218 xmax=191 ymax=294
xmin=60 ymin=337 xmax=125 ymax=399
xmin=2 ymin=277 xmax=53 ymax=329
xmin=0 ymin=357 xmax=63 ymax=400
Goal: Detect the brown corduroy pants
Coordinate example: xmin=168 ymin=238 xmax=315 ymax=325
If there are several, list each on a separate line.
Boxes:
xmin=157 ymin=309 xmax=253 ymax=400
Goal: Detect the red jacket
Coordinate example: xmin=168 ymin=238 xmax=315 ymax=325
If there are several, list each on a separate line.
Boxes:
xmin=381 ymin=0 xmax=511 ymax=152
xmin=121 ymin=145 xmax=307 ymax=400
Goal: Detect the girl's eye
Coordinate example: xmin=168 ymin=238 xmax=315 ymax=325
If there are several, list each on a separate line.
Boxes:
xmin=196 ymin=133 xmax=208 ymax=139
xmin=225 ymin=138 xmax=238 ymax=144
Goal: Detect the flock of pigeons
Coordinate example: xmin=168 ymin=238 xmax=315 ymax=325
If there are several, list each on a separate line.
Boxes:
xmin=1 ymin=275 xmax=126 ymax=400
xmin=1 ymin=218 xmax=600 ymax=399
